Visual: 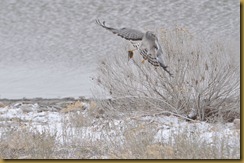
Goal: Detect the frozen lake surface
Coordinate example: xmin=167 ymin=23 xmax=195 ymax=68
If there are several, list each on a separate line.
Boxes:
xmin=0 ymin=0 xmax=240 ymax=99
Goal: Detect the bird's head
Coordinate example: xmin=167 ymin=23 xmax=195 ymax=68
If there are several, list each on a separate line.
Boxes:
xmin=145 ymin=31 xmax=157 ymax=41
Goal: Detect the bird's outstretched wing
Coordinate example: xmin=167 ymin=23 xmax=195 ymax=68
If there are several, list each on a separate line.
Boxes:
xmin=96 ymin=19 xmax=144 ymax=41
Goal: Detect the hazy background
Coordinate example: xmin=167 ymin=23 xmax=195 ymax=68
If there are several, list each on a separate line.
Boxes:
xmin=0 ymin=0 xmax=239 ymax=99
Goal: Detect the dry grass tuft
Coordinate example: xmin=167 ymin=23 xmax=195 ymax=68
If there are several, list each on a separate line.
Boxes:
xmin=60 ymin=100 xmax=87 ymax=113
xmin=0 ymin=126 xmax=56 ymax=159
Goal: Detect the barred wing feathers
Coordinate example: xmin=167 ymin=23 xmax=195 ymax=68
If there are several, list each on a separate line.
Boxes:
xmin=96 ymin=19 xmax=144 ymax=41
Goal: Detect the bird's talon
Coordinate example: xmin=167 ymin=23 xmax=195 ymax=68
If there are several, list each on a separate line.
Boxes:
xmin=128 ymin=51 xmax=134 ymax=61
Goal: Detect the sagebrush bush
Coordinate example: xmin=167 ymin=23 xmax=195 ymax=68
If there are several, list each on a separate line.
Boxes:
xmin=94 ymin=27 xmax=240 ymax=122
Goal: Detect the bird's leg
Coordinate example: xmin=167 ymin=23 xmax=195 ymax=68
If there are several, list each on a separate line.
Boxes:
xmin=128 ymin=51 xmax=134 ymax=61
xmin=141 ymin=56 xmax=148 ymax=64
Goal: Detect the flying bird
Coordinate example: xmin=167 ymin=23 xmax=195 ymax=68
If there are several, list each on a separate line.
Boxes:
xmin=96 ymin=19 xmax=173 ymax=77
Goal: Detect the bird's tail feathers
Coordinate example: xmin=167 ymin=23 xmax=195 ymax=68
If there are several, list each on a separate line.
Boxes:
xmin=160 ymin=64 xmax=173 ymax=77
xmin=149 ymin=60 xmax=173 ymax=77
xmin=148 ymin=58 xmax=160 ymax=66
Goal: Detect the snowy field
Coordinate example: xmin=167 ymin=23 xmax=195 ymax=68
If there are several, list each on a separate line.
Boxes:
xmin=0 ymin=99 xmax=240 ymax=159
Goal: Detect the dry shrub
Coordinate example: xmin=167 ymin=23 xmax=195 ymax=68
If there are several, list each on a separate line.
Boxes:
xmin=94 ymin=27 xmax=240 ymax=122
xmin=0 ymin=126 xmax=56 ymax=159
xmin=107 ymin=123 xmax=240 ymax=159
xmin=63 ymin=100 xmax=105 ymax=128
xmin=159 ymin=128 xmax=240 ymax=159
xmin=60 ymin=100 xmax=87 ymax=113
xmin=122 ymin=123 xmax=157 ymax=158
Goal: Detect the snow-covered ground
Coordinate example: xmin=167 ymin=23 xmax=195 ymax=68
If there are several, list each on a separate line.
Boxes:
xmin=0 ymin=100 xmax=240 ymax=159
